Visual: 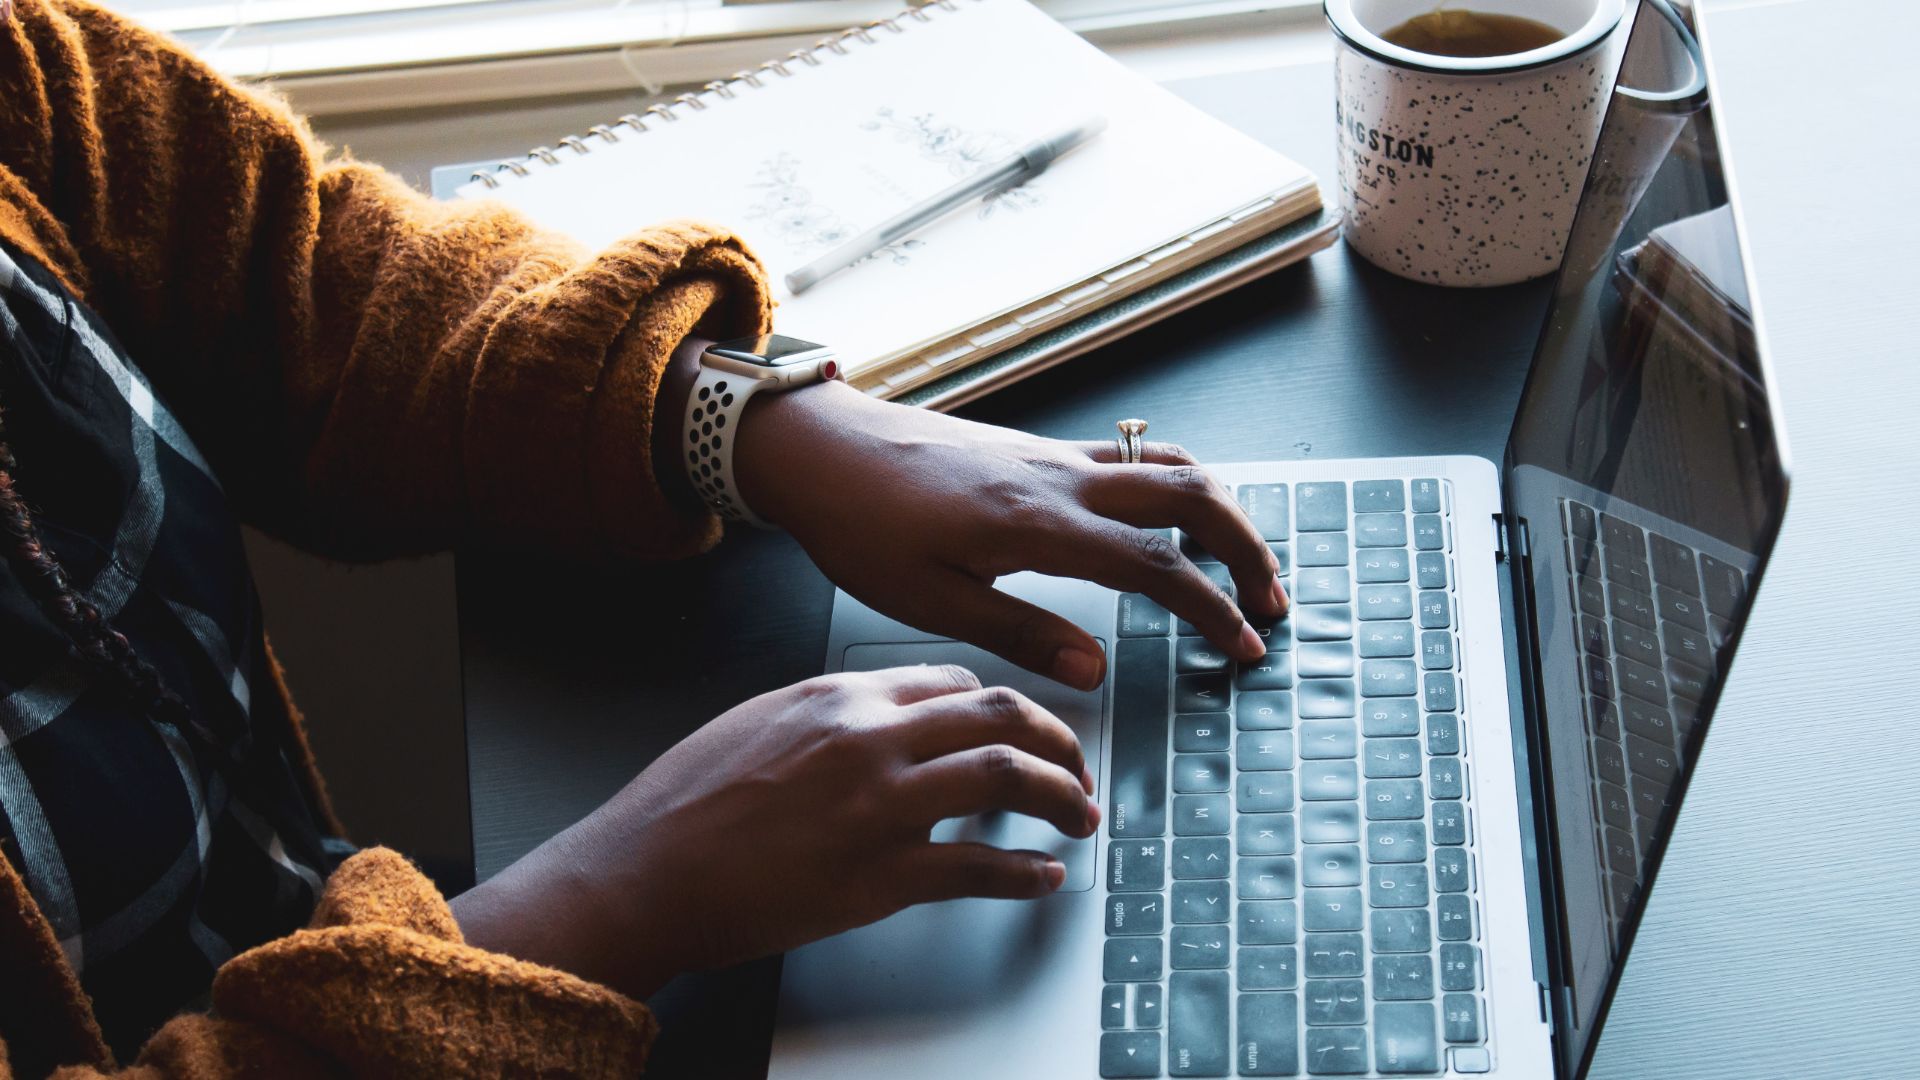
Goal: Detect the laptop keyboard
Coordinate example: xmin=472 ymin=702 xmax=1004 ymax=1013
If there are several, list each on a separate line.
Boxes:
xmin=1561 ymin=500 xmax=1745 ymax=940
xmin=1099 ymin=479 xmax=1490 ymax=1077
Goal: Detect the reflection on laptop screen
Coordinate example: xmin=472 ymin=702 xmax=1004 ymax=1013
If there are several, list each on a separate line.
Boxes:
xmin=1503 ymin=0 xmax=1788 ymax=1070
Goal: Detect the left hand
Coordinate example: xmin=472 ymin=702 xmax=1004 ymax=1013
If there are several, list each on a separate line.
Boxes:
xmin=733 ymin=381 xmax=1286 ymax=690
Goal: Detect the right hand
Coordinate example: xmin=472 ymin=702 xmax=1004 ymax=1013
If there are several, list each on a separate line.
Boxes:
xmin=451 ymin=664 xmax=1099 ymax=999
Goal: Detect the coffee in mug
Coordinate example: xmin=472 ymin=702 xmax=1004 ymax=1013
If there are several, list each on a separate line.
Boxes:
xmin=1326 ymin=0 xmax=1628 ymax=286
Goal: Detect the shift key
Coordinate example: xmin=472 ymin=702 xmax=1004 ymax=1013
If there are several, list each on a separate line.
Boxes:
xmin=1109 ymin=637 xmax=1170 ymax=837
xmin=1168 ymin=970 xmax=1230 ymax=1077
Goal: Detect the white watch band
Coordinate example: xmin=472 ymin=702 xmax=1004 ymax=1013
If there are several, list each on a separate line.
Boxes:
xmin=682 ymin=364 xmax=776 ymax=529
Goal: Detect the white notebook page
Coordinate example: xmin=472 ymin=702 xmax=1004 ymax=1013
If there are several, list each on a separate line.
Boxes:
xmin=457 ymin=0 xmax=1310 ymax=372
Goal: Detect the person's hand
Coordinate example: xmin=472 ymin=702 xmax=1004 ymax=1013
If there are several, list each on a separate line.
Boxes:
xmin=450 ymin=665 xmax=1096 ymax=999
xmin=733 ymin=381 xmax=1286 ymax=690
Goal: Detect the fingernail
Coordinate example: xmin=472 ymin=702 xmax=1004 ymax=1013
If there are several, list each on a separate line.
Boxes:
xmin=1081 ymin=764 xmax=1096 ymax=795
xmin=1237 ymin=621 xmax=1266 ymax=659
xmin=1271 ymin=577 xmax=1291 ymax=615
xmin=1053 ymin=647 xmax=1104 ymax=691
xmin=1085 ymin=799 xmax=1102 ymax=834
xmin=1043 ymin=860 xmax=1067 ymax=891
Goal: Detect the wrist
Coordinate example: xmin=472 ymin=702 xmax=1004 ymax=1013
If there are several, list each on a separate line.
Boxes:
xmin=732 ymin=378 xmax=869 ymax=528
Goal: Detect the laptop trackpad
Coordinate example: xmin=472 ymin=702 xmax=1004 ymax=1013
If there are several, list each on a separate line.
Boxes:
xmin=840 ymin=641 xmax=1105 ymax=893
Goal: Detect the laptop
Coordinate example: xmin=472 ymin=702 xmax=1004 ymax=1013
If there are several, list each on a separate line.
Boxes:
xmin=769 ymin=2 xmax=1789 ymax=1076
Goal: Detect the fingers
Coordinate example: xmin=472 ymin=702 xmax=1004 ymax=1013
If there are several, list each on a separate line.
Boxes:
xmin=849 ymin=663 xmax=984 ymax=706
xmin=892 ymin=843 xmax=1067 ymax=904
xmin=1082 ymin=463 xmax=1287 ymax=621
xmin=894 ymin=685 xmax=1092 ymax=794
xmin=902 ymin=743 xmax=1098 ymax=839
xmin=894 ymin=569 xmax=1109 ymax=691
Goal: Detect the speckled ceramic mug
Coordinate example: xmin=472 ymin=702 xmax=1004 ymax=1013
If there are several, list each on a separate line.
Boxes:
xmin=1327 ymin=0 xmax=1628 ymax=286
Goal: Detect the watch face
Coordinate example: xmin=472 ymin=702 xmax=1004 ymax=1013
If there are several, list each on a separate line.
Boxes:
xmin=709 ymin=334 xmax=830 ymax=367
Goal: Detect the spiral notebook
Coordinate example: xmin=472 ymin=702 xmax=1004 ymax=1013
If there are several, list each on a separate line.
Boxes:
xmin=453 ymin=0 xmax=1327 ymax=403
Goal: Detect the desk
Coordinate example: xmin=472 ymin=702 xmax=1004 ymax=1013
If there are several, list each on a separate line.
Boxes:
xmin=459 ymin=2 xmax=1920 ymax=1075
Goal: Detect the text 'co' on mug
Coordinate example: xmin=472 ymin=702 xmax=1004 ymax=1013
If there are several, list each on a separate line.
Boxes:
xmin=1327 ymin=0 xmax=1628 ymax=286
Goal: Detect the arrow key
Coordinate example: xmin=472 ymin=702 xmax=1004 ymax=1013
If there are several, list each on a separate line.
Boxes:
xmin=1103 ymin=984 xmax=1128 ymax=1030
xmin=1100 ymin=1031 xmax=1161 ymax=1078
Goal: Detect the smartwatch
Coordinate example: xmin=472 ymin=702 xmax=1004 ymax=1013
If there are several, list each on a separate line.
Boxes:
xmin=682 ymin=333 xmax=842 ymax=528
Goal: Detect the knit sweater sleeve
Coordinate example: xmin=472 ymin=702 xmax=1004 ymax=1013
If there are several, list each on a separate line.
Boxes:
xmin=0 ymin=0 xmax=772 ymax=561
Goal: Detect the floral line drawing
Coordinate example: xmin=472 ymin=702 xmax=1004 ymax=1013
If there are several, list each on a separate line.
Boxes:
xmin=859 ymin=107 xmax=1045 ymax=218
xmin=745 ymin=152 xmax=924 ymax=266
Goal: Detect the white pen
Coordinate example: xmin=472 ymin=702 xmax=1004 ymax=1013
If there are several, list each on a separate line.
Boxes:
xmin=783 ymin=115 xmax=1107 ymax=295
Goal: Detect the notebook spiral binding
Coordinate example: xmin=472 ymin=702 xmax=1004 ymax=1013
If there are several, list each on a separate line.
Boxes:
xmin=468 ymin=0 xmax=965 ymax=189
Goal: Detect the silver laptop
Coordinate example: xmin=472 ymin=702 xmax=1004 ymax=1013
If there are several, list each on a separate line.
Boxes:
xmin=770 ymin=3 xmax=1788 ymax=1076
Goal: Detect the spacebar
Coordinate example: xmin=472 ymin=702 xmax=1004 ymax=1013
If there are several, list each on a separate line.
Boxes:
xmin=1107 ymin=637 xmax=1169 ymax=838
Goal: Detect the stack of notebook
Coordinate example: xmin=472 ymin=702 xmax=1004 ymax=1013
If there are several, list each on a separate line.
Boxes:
xmin=451 ymin=0 xmax=1331 ymax=408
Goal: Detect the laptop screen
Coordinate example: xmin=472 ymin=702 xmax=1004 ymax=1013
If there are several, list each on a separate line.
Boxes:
xmin=1501 ymin=0 xmax=1789 ymax=1071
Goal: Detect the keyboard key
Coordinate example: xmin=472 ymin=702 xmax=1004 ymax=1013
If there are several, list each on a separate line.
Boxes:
xmin=1171 ymin=925 xmax=1231 ymax=970
xmin=1358 ymin=621 xmax=1415 ymax=659
xmin=1302 ymin=803 xmax=1360 ymax=843
xmin=1302 ymin=845 xmax=1362 ymax=888
xmin=1411 ymin=479 xmax=1441 ymax=514
xmin=1441 ymin=943 xmax=1481 ymax=991
xmin=1110 ymin=638 xmax=1170 ymax=837
xmin=1239 ymin=900 xmax=1299 ymax=944
xmin=1305 ymin=1026 xmax=1368 ymax=1075
xmin=1239 ymin=484 xmax=1291 ymax=542
xmin=1592 ymin=737 xmax=1628 ymax=787
xmin=1180 ymin=530 xmax=1218 ymax=564
xmin=1567 ymin=500 xmax=1598 ymax=540
xmin=1369 ymin=865 xmax=1430 ymax=908
xmin=1108 ymin=894 xmax=1166 ymax=935
xmin=1237 ymin=691 xmax=1294 ymax=731
xmin=1609 ymin=584 xmax=1657 ymax=630
xmin=1304 ymin=979 xmax=1367 ymax=1026
xmin=1299 ymin=719 xmax=1358 ymax=760
xmin=1238 ymin=856 xmax=1297 ymax=899
xmin=1236 ymin=653 xmax=1295 ymax=692
xmin=1364 ymin=739 xmax=1423 ymax=779
xmin=1366 ymin=821 xmax=1427 ymax=863
xmin=1238 ymin=944 xmax=1299 ymax=990
xmin=1412 ymin=515 xmax=1444 ymax=551
xmin=1625 ymin=733 xmax=1679 ymax=787
xmin=1173 ymin=881 xmax=1230 ymax=925
xmin=1296 ymin=568 xmax=1351 ymax=605
xmin=1699 ymin=553 xmax=1747 ymax=618
xmin=1295 ymin=483 xmax=1348 ymax=532
xmin=1295 ymin=605 xmax=1354 ymax=642
xmin=1366 ymin=779 xmax=1424 ymax=820
xmin=1601 ymin=513 xmax=1645 ymax=557
xmin=1361 ymin=659 xmax=1419 ymax=697
xmin=1104 ymin=937 xmax=1164 ymax=982
xmin=1297 ymin=642 xmax=1356 ymax=679
xmin=1117 ymin=594 xmax=1174 ymax=637
xmin=1100 ymin=1031 xmax=1161 ymax=1078
xmin=1616 ymin=657 xmax=1668 ymax=705
xmin=1610 ymin=618 xmax=1657 ymax=665
xmin=1174 ymin=793 xmax=1232 ymax=836
xmin=1586 ymin=656 xmax=1615 ymax=701
xmin=1369 ymin=908 xmax=1432 ymax=953
xmin=1136 ymin=984 xmax=1164 ymax=1028
xmin=1437 ymin=894 xmax=1473 ymax=941
xmin=1603 ymin=550 xmax=1653 ymax=597
xmin=1354 ymin=513 xmax=1408 ymax=548
xmin=1361 ymin=698 xmax=1419 ymax=737
xmin=1622 ymin=695 xmax=1675 ymax=743
xmin=1576 ymin=574 xmax=1605 ymax=616
xmin=1415 ymin=551 xmax=1448 ymax=588
xmin=1666 ymin=659 xmax=1709 ymax=704
xmin=1657 ymin=586 xmax=1707 ymax=631
xmin=1109 ymin=840 xmax=1166 ymax=892
xmin=1175 ymin=837 xmax=1232 ymax=880
xmin=1588 ymin=697 xmax=1621 ymax=740
xmin=1429 ymin=759 xmax=1466 ymax=800
xmin=1174 ymin=753 xmax=1232 ymax=794
xmin=1434 ymin=847 xmax=1470 ymax=892
xmin=1238 ymin=773 xmax=1295 ymax=813
xmin=1176 ymin=637 xmax=1232 ymax=674
xmin=1423 ymin=673 xmax=1458 ymax=712
xmin=1372 ymin=955 xmax=1435 ymax=1000
xmin=1426 ymin=714 xmax=1461 ymax=756
xmin=1417 ymin=591 xmax=1451 ymax=629
xmin=1175 ymin=713 xmax=1231 ymax=753
xmin=1298 ymin=533 xmax=1350 ymax=567
xmin=1420 ymin=631 xmax=1454 ymax=671
xmin=1168 ymin=970 xmax=1230 ymax=1077
xmin=1304 ymin=932 xmax=1365 ymax=977
xmin=1357 ymin=549 xmax=1410 ymax=583
xmin=1239 ymin=992 xmax=1301 ymax=1076
xmin=1443 ymin=993 xmax=1483 ymax=1043
xmin=1236 ymin=731 xmax=1296 ymax=772
xmin=1270 ymin=543 xmax=1292 ymax=575
xmin=1103 ymin=984 xmax=1129 ymax=1029
xmin=1580 ymin=615 xmax=1611 ymax=658
xmin=1178 ymin=673 xmax=1232 ymax=712
xmin=1353 ymin=480 xmax=1406 ymax=513
xmin=1237 ymin=814 xmax=1297 ymax=856
xmin=1299 ymin=679 xmax=1356 ymax=718
xmin=1356 ymin=585 xmax=1412 ymax=621
xmin=1649 ymin=533 xmax=1701 ymax=594
xmin=1430 ymin=802 xmax=1468 ymax=846
xmin=1300 ymin=762 xmax=1359 ymax=801
xmin=1374 ymin=1003 xmax=1439 ymax=1073
xmin=1303 ymin=889 xmax=1364 ymax=932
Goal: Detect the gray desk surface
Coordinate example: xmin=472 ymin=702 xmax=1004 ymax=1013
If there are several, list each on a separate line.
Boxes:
xmin=458 ymin=2 xmax=1920 ymax=1076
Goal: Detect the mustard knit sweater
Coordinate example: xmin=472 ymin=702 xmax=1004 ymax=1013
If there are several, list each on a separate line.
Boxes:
xmin=0 ymin=0 xmax=774 ymax=1074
